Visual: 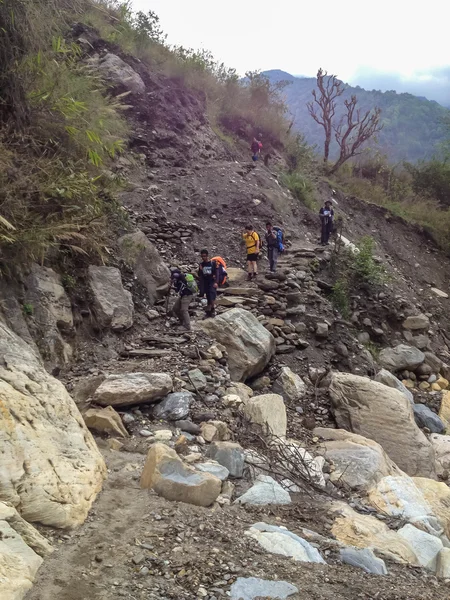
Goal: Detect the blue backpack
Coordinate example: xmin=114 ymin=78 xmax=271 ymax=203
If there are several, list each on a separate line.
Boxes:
xmin=273 ymin=227 xmax=285 ymax=253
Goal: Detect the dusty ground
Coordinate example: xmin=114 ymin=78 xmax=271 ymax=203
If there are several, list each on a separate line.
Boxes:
xmin=27 ymin=448 xmax=450 ymax=600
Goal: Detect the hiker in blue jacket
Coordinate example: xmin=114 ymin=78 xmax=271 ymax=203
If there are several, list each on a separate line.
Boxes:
xmin=265 ymin=222 xmax=284 ymax=272
xmin=319 ymin=200 xmax=334 ymax=245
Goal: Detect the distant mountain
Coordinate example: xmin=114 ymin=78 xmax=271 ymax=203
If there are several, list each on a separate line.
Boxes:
xmin=263 ymin=70 xmax=450 ymax=163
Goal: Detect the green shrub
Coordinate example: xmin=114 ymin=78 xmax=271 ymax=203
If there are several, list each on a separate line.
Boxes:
xmin=331 ymin=278 xmax=350 ymax=318
xmin=281 ymin=172 xmax=317 ymax=210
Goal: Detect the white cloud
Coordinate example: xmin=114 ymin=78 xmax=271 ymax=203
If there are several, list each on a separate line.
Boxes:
xmin=131 ymin=0 xmax=450 ymax=100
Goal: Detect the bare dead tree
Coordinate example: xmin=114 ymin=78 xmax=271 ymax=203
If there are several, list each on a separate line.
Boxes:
xmin=307 ymin=68 xmax=344 ymax=165
xmin=330 ymin=97 xmax=383 ymax=173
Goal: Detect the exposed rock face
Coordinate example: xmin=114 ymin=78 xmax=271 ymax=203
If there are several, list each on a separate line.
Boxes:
xmin=330 ymin=373 xmax=436 ymax=478
xmin=0 ymin=322 xmax=106 ymax=528
xmin=88 ymin=266 xmax=134 ymax=330
xmin=24 ymin=264 xmax=73 ymax=368
xmin=95 ymin=53 xmax=145 ymax=93
xmin=0 ymin=502 xmax=53 ymax=600
xmin=243 ymin=393 xmax=287 ymax=438
xmin=119 ymin=231 xmax=170 ymax=305
xmin=378 ymin=344 xmax=425 ymax=371
xmin=314 ymin=428 xmax=405 ymax=491
xmin=199 ymin=308 xmax=275 ymax=381
xmin=93 ymin=372 xmax=172 ymax=407
xmin=140 ymin=443 xmax=221 ymax=507
xmin=374 ymin=368 xmax=414 ymax=404
xmin=331 ymin=503 xmax=418 ymax=565
xmin=272 ymin=367 xmax=306 ymax=402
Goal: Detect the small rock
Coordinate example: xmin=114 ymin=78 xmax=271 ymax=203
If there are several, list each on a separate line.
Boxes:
xmin=235 ymin=475 xmax=291 ymax=505
xmin=207 ymin=441 xmax=245 ymax=478
xmin=230 ymin=577 xmax=298 ymax=600
xmin=153 ymin=430 xmax=173 ymax=441
xmin=139 ymin=429 xmax=153 ymax=438
xmin=340 ymin=546 xmax=388 ymax=575
xmin=196 ymin=461 xmax=229 ymax=481
xmin=153 ymin=391 xmax=193 ymax=421
xmin=316 ymin=323 xmax=329 ymax=338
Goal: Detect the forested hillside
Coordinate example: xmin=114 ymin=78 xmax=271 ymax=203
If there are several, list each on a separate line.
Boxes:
xmin=264 ymin=70 xmax=449 ymax=162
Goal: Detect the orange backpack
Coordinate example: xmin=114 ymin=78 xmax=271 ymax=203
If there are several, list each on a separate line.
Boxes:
xmin=211 ymin=256 xmax=227 ymax=286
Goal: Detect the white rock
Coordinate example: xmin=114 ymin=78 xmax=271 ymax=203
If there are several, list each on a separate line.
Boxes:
xmin=153 ymin=430 xmax=173 ymax=441
xmin=94 ymin=372 xmax=172 ymax=407
xmin=272 ymin=366 xmax=306 ymax=402
xmin=88 ymin=266 xmax=134 ymax=330
xmin=236 ymin=475 xmax=291 ymax=505
xmin=243 ymin=393 xmax=287 ymax=438
xmin=195 ymin=462 xmax=229 ymax=481
xmin=397 ymin=523 xmax=443 ymax=570
xmin=230 ymin=577 xmax=298 ymax=600
xmin=246 ymin=522 xmax=325 ymax=563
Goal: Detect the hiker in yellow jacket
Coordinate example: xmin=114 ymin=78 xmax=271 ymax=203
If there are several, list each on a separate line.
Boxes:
xmin=242 ymin=225 xmax=260 ymax=281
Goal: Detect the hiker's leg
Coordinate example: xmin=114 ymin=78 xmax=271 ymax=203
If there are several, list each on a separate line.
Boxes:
xmin=268 ymin=248 xmax=273 ymax=271
xmin=272 ymin=248 xmax=278 ymax=271
xmin=321 ymin=221 xmax=327 ymax=244
xmin=253 ymin=255 xmax=258 ymax=276
xmin=172 ymin=297 xmax=181 ymax=322
xmin=180 ymin=296 xmax=192 ymax=330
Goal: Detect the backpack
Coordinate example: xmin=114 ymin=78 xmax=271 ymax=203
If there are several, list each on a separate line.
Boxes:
xmin=185 ymin=273 xmax=198 ymax=294
xmin=273 ymin=226 xmax=285 ymax=253
xmin=254 ymin=232 xmax=264 ymax=252
xmin=211 ymin=256 xmax=228 ymax=286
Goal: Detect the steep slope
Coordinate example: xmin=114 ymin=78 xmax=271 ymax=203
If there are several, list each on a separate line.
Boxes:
xmin=263 ymin=69 xmax=450 ymax=162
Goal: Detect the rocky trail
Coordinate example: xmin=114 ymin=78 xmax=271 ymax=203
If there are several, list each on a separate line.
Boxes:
xmin=3 ymin=27 xmax=450 ymax=600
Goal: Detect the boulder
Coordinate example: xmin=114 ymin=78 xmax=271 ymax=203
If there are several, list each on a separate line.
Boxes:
xmin=96 ymin=53 xmax=145 ymax=93
xmin=230 ymin=577 xmax=298 ymax=600
xmin=24 ymin=264 xmax=73 ymax=368
xmin=153 ymin=391 xmax=193 ymax=421
xmin=367 ymin=476 xmax=435 ymax=524
xmin=331 ymin=503 xmax=418 ymax=565
xmin=88 ymin=266 xmax=133 ymax=330
xmin=83 ymin=406 xmax=129 ymax=438
xmin=430 ymin=434 xmax=450 ymax=478
xmin=243 ymin=393 xmax=287 ymax=438
xmin=0 ymin=502 xmax=53 ymax=600
xmin=378 ymin=344 xmax=425 ymax=371
xmin=272 ymin=367 xmax=306 ymax=402
xmin=140 ymin=443 xmax=221 ymax=507
xmin=439 ymin=391 xmax=450 ymax=427
xmin=414 ymin=477 xmax=450 ymax=537
xmin=403 ymin=314 xmax=430 ymax=330
xmin=236 ymin=475 xmax=291 ymax=506
xmin=246 ymin=522 xmax=325 ymax=563
xmin=199 ymin=308 xmax=275 ymax=381
xmin=330 ymin=373 xmax=436 ymax=478
xmin=397 ymin=524 xmax=443 ymax=570
xmin=374 ymin=369 xmax=414 ymax=404
xmin=436 ymin=548 xmax=450 ymax=578
xmin=118 ymin=231 xmax=170 ymax=304
xmin=0 ymin=322 xmax=106 ymax=528
xmin=413 ymin=404 xmax=445 ymax=434
xmin=94 ymin=372 xmax=172 ymax=407
xmin=339 ymin=547 xmax=388 ymax=575
xmin=226 ymin=382 xmax=253 ymax=403
xmin=195 ymin=462 xmax=229 ymax=481
xmin=206 ymin=442 xmax=245 ymax=478
xmin=314 ymin=428 xmax=405 ymax=491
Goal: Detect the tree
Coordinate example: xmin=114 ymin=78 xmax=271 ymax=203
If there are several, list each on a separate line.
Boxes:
xmin=307 ymin=68 xmax=343 ymax=164
xmin=330 ymin=98 xmax=383 ymax=173
xmin=307 ymin=68 xmax=383 ymax=173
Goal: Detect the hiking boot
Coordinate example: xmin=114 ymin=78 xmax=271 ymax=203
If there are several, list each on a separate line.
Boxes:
xmin=252 ymin=273 xmax=258 ymax=280
xmin=247 ymin=273 xmax=253 ymax=281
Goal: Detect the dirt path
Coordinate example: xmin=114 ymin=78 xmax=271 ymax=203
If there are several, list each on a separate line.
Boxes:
xmin=27 ymin=448 xmax=450 ymax=600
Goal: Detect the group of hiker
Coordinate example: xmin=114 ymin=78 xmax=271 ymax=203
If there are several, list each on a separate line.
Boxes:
xmin=168 ymin=136 xmax=336 ymax=329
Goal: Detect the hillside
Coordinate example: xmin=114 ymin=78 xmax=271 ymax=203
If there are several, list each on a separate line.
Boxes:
xmin=3 ymin=4 xmax=450 ymax=600
xmin=264 ymin=69 xmax=450 ymax=162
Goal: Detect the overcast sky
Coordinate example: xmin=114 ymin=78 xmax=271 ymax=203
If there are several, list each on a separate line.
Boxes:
xmin=131 ymin=0 xmax=450 ymax=105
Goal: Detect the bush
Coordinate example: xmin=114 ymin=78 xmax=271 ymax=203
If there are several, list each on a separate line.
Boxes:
xmin=281 ymin=172 xmax=317 ymax=210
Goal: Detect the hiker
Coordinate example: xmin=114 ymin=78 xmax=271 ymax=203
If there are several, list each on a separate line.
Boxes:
xmin=251 ymin=137 xmax=262 ymax=161
xmin=319 ymin=200 xmax=334 ymax=245
xmin=198 ymin=249 xmax=218 ymax=318
xmin=265 ymin=222 xmax=279 ymax=272
xmin=170 ymin=269 xmax=195 ymax=331
xmin=242 ymin=225 xmax=260 ymax=280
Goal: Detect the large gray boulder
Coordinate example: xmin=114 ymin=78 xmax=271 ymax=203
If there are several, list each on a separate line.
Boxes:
xmin=119 ymin=231 xmax=170 ymax=305
xmin=88 ymin=266 xmax=134 ymax=330
xmin=0 ymin=322 xmax=106 ymax=528
xmin=207 ymin=442 xmax=245 ymax=478
xmin=330 ymin=373 xmax=436 ymax=478
xmin=94 ymin=372 xmax=172 ymax=407
xmin=199 ymin=308 xmax=275 ymax=381
xmin=378 ymin=344 xmax=425 ymax=372
xmin=374 ymin=368 xmax=414 ymax=404
xmin=24 ymin=264 xmax=73 ymax=368
xmin=246 ymin=522 xmax=325 ymax=563
xmin=414 ymin=404 xmax=446 ymax=434
xmin=96 ymin=53 xmax=145 ymax=93
xmin=314 ymin=428 xmax=405 ymax=491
